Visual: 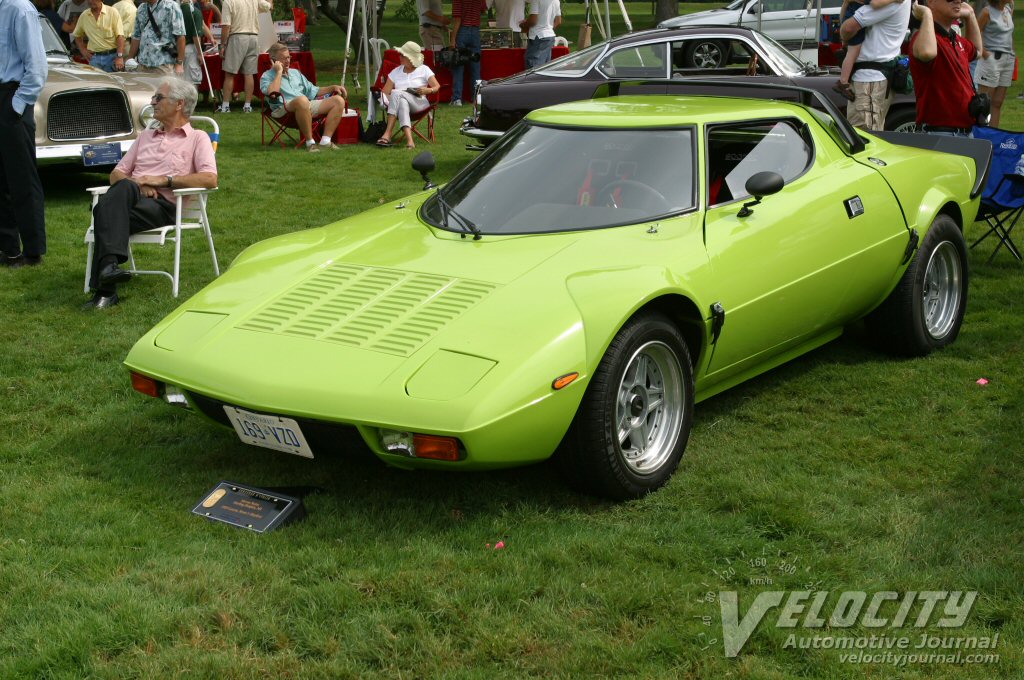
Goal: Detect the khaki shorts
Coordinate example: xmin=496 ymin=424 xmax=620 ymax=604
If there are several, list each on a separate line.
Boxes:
xmin=847 ymin=79 xmax=891 ymax=131
xmin=183 ymin=43 xmax=203 ymax=84
xmin=271 ymin=97 xmax=326 ymax=118
xmin=419 ymin=24 xmax=447 ymax=51
xmin=223 ymin=33 xmax=259 ymax=74
xmin=975 ymin=53 xmax=1015 ymax=89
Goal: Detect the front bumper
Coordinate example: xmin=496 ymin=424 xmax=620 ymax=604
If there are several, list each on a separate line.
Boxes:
xmin=36 ymin=139 xmax=135 ymax=164
xmin=459 ymin=119 xmax=503 ymax=142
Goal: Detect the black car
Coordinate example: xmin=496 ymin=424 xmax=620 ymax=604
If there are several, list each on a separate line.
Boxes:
xmin=460 ymin=26 xmax=916 ymax=145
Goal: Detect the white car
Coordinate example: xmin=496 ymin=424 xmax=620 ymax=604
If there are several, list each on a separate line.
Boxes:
xmin=658 ymin=0 xmax=842 ymax=61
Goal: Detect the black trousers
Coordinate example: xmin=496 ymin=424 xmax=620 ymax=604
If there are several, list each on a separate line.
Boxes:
xmin=90 ymin=179 xmax=175 ymax=290
xmin=0 ymin=86 xmax=46 ymax=257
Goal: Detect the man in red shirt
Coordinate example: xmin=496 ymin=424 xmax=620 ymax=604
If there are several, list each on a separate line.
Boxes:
xmin=909 ymin=0 xmax=983 ymax=135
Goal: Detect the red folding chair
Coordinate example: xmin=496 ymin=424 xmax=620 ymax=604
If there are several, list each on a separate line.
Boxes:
xmin=261 ymin=91 xmax=340 ymax=148
xmin=371 ymin=57 xmax=439 ymax=144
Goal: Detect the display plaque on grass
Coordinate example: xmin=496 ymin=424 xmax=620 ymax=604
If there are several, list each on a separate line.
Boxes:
xmin=192 ymin=481 xmax=306 ymax=533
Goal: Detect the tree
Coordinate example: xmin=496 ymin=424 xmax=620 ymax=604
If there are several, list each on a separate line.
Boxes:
xmin=655 ymin=0 xmax=677 ymax=25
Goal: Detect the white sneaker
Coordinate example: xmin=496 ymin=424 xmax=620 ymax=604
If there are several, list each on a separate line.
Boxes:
xmin=307 ymin=143 xmax=320 ymax=153
xmin=242 ymin=103 xmax=253 ymax=113
xmin=450 ymin=99 xmax=463 ymax=106
xmin=216 ymin=104 xmax=230 ymax=113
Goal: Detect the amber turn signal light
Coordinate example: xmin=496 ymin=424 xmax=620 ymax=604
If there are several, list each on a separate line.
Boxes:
xmin=552 ymin=372 xmax=579 ymax=390
xmin=412 ymin=434 xmax=462 ymax=461
xmin=130 ymin=371 xmax=162 ymax=398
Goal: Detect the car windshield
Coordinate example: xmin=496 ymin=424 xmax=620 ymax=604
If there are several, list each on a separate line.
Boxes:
xmin=38 ymin=15 xmax=70 ymax=57
xmin=535 ymin=42 xmax=608 ymax=77
xmin=422 ymin=124 xmax=696 ymax=235
xmin=754 ymin=32 xmax=811 ymax=75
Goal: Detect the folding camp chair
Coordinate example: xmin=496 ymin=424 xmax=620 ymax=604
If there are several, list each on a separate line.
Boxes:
xmin=83 ymin=116 xmax=220 ymax=297
xmin=261 ymin=92 xmax=327 ymax=147
xmin=971 ymin=126 xmax=1024 ymax=263
xmin=370 ymin=56 xmax=439 ymax=144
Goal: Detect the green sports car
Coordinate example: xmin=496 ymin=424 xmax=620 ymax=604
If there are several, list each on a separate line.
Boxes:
xmin=126 ymin=91 xmax=989 ymax=500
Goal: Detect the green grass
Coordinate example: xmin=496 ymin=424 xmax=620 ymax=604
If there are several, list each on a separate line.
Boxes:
xmin=2 ymin=3 xmax=1024 ymax=677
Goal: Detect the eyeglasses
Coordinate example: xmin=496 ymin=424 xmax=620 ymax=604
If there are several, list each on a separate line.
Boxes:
xmin=151 ymin=93 xmax=168 ymax=103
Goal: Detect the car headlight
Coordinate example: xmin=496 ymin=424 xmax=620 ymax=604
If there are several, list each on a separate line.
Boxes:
xmin=139 ymin=103 xmax=155 ymax=129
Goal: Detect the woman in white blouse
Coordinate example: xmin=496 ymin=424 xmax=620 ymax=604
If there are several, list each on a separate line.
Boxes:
xmin=378 ymin=41 xmax=442 ymax=148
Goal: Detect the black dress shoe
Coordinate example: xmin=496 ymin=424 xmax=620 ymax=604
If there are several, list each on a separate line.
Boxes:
xmin=1 ymin=252 xmax=41 ymax=268
xmin=82 ymin=292 xmax=120 ymax=310
xmin=98 ymin=262 xmax=132 ymax=286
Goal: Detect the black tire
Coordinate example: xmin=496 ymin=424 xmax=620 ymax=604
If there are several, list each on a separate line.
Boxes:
xmin=865 ymin=215 xmax=968 ymax=356
xmin=557 ymin=313 xmax=694 ymax=500
xmin=685 ymin=40 xmax=725 ymax=69
xmin=885 ymin=106 xmax=917 ymax=133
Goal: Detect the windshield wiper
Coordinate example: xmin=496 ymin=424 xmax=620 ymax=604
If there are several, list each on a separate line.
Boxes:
xmin=436 ymin=189 xmax=481 ymax=240
xmin=46 ymin=49 xmax=69 ymax=56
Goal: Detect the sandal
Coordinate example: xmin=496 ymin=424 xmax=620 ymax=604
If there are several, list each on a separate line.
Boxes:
xmin=376 ymin=138 xmax=392 ymax=147
xmin=832 ymin=81 xmax=855 ymax=102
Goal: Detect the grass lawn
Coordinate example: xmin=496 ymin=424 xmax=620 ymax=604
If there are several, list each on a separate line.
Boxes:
xmin=1 ymin=3 xmax=1023 ymax=677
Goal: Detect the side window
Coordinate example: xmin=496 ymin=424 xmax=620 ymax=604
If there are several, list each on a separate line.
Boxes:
xmin=706 ymin=120 xmax=812 ymax=206
xmin=671 ymin=39 xmax=769 ymax=74
xmin=597 ymin=43 xmax=668 ymax=79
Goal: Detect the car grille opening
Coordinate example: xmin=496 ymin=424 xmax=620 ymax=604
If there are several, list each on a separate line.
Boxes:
xmin=47 ymin=89 xmax=133 ymax=142
xmin=186 ymin=391 xmax=375 ymax=460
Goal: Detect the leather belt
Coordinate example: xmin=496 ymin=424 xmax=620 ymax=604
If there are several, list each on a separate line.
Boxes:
xmin=0 ymin=81 xmax=21 ymax=90
xmin=93 ymin=49 xmax=118 ymax=55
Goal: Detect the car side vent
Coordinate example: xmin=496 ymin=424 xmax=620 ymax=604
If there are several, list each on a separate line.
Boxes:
xmin=47 ymin=89 xmax=134 ymax=142
xmin=237 ymin=263 xmax=499 ymax=356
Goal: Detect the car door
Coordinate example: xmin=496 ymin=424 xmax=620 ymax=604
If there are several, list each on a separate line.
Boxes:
xmin=698 ymin=118 xmax=908 ymax=380
xmin=739 ymin=0 xmax=814 ymax=49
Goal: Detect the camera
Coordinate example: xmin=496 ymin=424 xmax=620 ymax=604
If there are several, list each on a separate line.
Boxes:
xmin=435 ymin=46 xmax=481 ymax=69
xmin=161 ymin=42 xmax=178 ymax=59
xmin=968 ymin=92 xmax=991 ymax=125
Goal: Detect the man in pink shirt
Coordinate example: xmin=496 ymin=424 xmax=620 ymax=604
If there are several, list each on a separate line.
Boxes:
xmin=86 ymin=77 xmax=218 ymax=309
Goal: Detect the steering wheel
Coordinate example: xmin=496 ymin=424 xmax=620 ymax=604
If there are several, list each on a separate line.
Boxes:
xmin=595 ymin=179 xmax=671 ymax=212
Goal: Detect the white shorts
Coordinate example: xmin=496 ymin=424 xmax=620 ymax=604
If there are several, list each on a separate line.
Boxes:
xmin=974 ymin=52 xmax=1015 ymax=89
xmin=271 ymin=97 xmax=327 ymax=118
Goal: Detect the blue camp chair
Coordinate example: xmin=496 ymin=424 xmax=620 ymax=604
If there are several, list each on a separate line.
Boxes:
xmin=971 ymin=126 xmax=1024 ymax=263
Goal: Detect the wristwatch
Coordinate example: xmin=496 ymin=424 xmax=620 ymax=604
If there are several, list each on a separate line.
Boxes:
xmin=166 ymin=175 xmax=173 ymax=188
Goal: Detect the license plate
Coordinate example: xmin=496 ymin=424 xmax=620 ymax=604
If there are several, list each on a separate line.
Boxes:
xmin=223 ymin=406 xmax=314 ymax=459
xmin=81 ymin=142 xmax=123 ymax=167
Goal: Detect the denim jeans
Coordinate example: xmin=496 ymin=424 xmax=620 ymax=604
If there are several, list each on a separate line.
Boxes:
xmin=525 ymin=37 xmax=555 ymax=69
xmin=450 ymin=25 xmax=481 ymax=102
xmin=90 ymin=53 xmax=117 ymax=72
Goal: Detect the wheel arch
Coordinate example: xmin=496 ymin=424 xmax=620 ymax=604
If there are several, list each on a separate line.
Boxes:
xmin=631 ymin=294 xmax=706 ymax=370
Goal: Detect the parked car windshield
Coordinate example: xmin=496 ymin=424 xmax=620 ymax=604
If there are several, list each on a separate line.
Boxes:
xmin=755 ymin=32 xmax=813 ymax=74
xmin=535 ymin=42 xmax=608 ymax=77
xmin=39 ymin=15 xmax=70 ymax=57
xmin=423 ymin=123 xmax=696 ymax=235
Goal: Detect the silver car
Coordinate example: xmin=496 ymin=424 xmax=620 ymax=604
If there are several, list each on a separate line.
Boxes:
xmin=658 ymin=0 xmax=842 ymax=59
xmin=34 ymin=14 xmax=160 ymax=166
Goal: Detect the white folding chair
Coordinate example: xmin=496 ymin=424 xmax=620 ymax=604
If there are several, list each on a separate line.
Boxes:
xmin=83 ymin=116 xmax=220 ymax=297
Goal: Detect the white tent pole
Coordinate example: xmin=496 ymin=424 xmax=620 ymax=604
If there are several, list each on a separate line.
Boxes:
xmin=604 ymin=0 xmax=611 ymax=40
xmin=616 ymin=0 xmax=631 ymax=32
xmin=341 ymin=0 xmax=357 ymax=83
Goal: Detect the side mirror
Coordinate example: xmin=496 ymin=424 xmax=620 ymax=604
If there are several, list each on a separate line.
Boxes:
xmin=737 ymin=171 xmax=784 ymax=217
xmin=747 ymin=3 xmax=761 ymax=14
xmin=412 ymin=151 xmax=437 ymax=190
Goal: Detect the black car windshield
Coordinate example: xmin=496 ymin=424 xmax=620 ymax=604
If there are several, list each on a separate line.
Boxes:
xmin=423 ymin=123 xmax=695 ymax=235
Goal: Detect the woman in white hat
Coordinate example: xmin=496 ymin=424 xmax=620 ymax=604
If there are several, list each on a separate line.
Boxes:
xmin=377 ymin=41 xmax=441 ymax=148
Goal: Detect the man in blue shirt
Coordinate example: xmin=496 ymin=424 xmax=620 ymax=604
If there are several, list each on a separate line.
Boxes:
xmin=0 ymin=0 xmax=48 ymax=267
xmin=260 ymin=42 xmax=348 ymax=152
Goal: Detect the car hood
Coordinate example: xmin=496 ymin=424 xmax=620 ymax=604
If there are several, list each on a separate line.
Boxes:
xmin=124 ymin=193 xmax=610 ymax=428
xmin=45 ymin=58 xmax=161 ymax=92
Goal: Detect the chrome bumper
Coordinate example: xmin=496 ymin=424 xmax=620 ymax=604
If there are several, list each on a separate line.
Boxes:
xmin=459 ymin=119 xmax=503 ymax=142
xmin=35 ymin=139 xmax=135 ymax=163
